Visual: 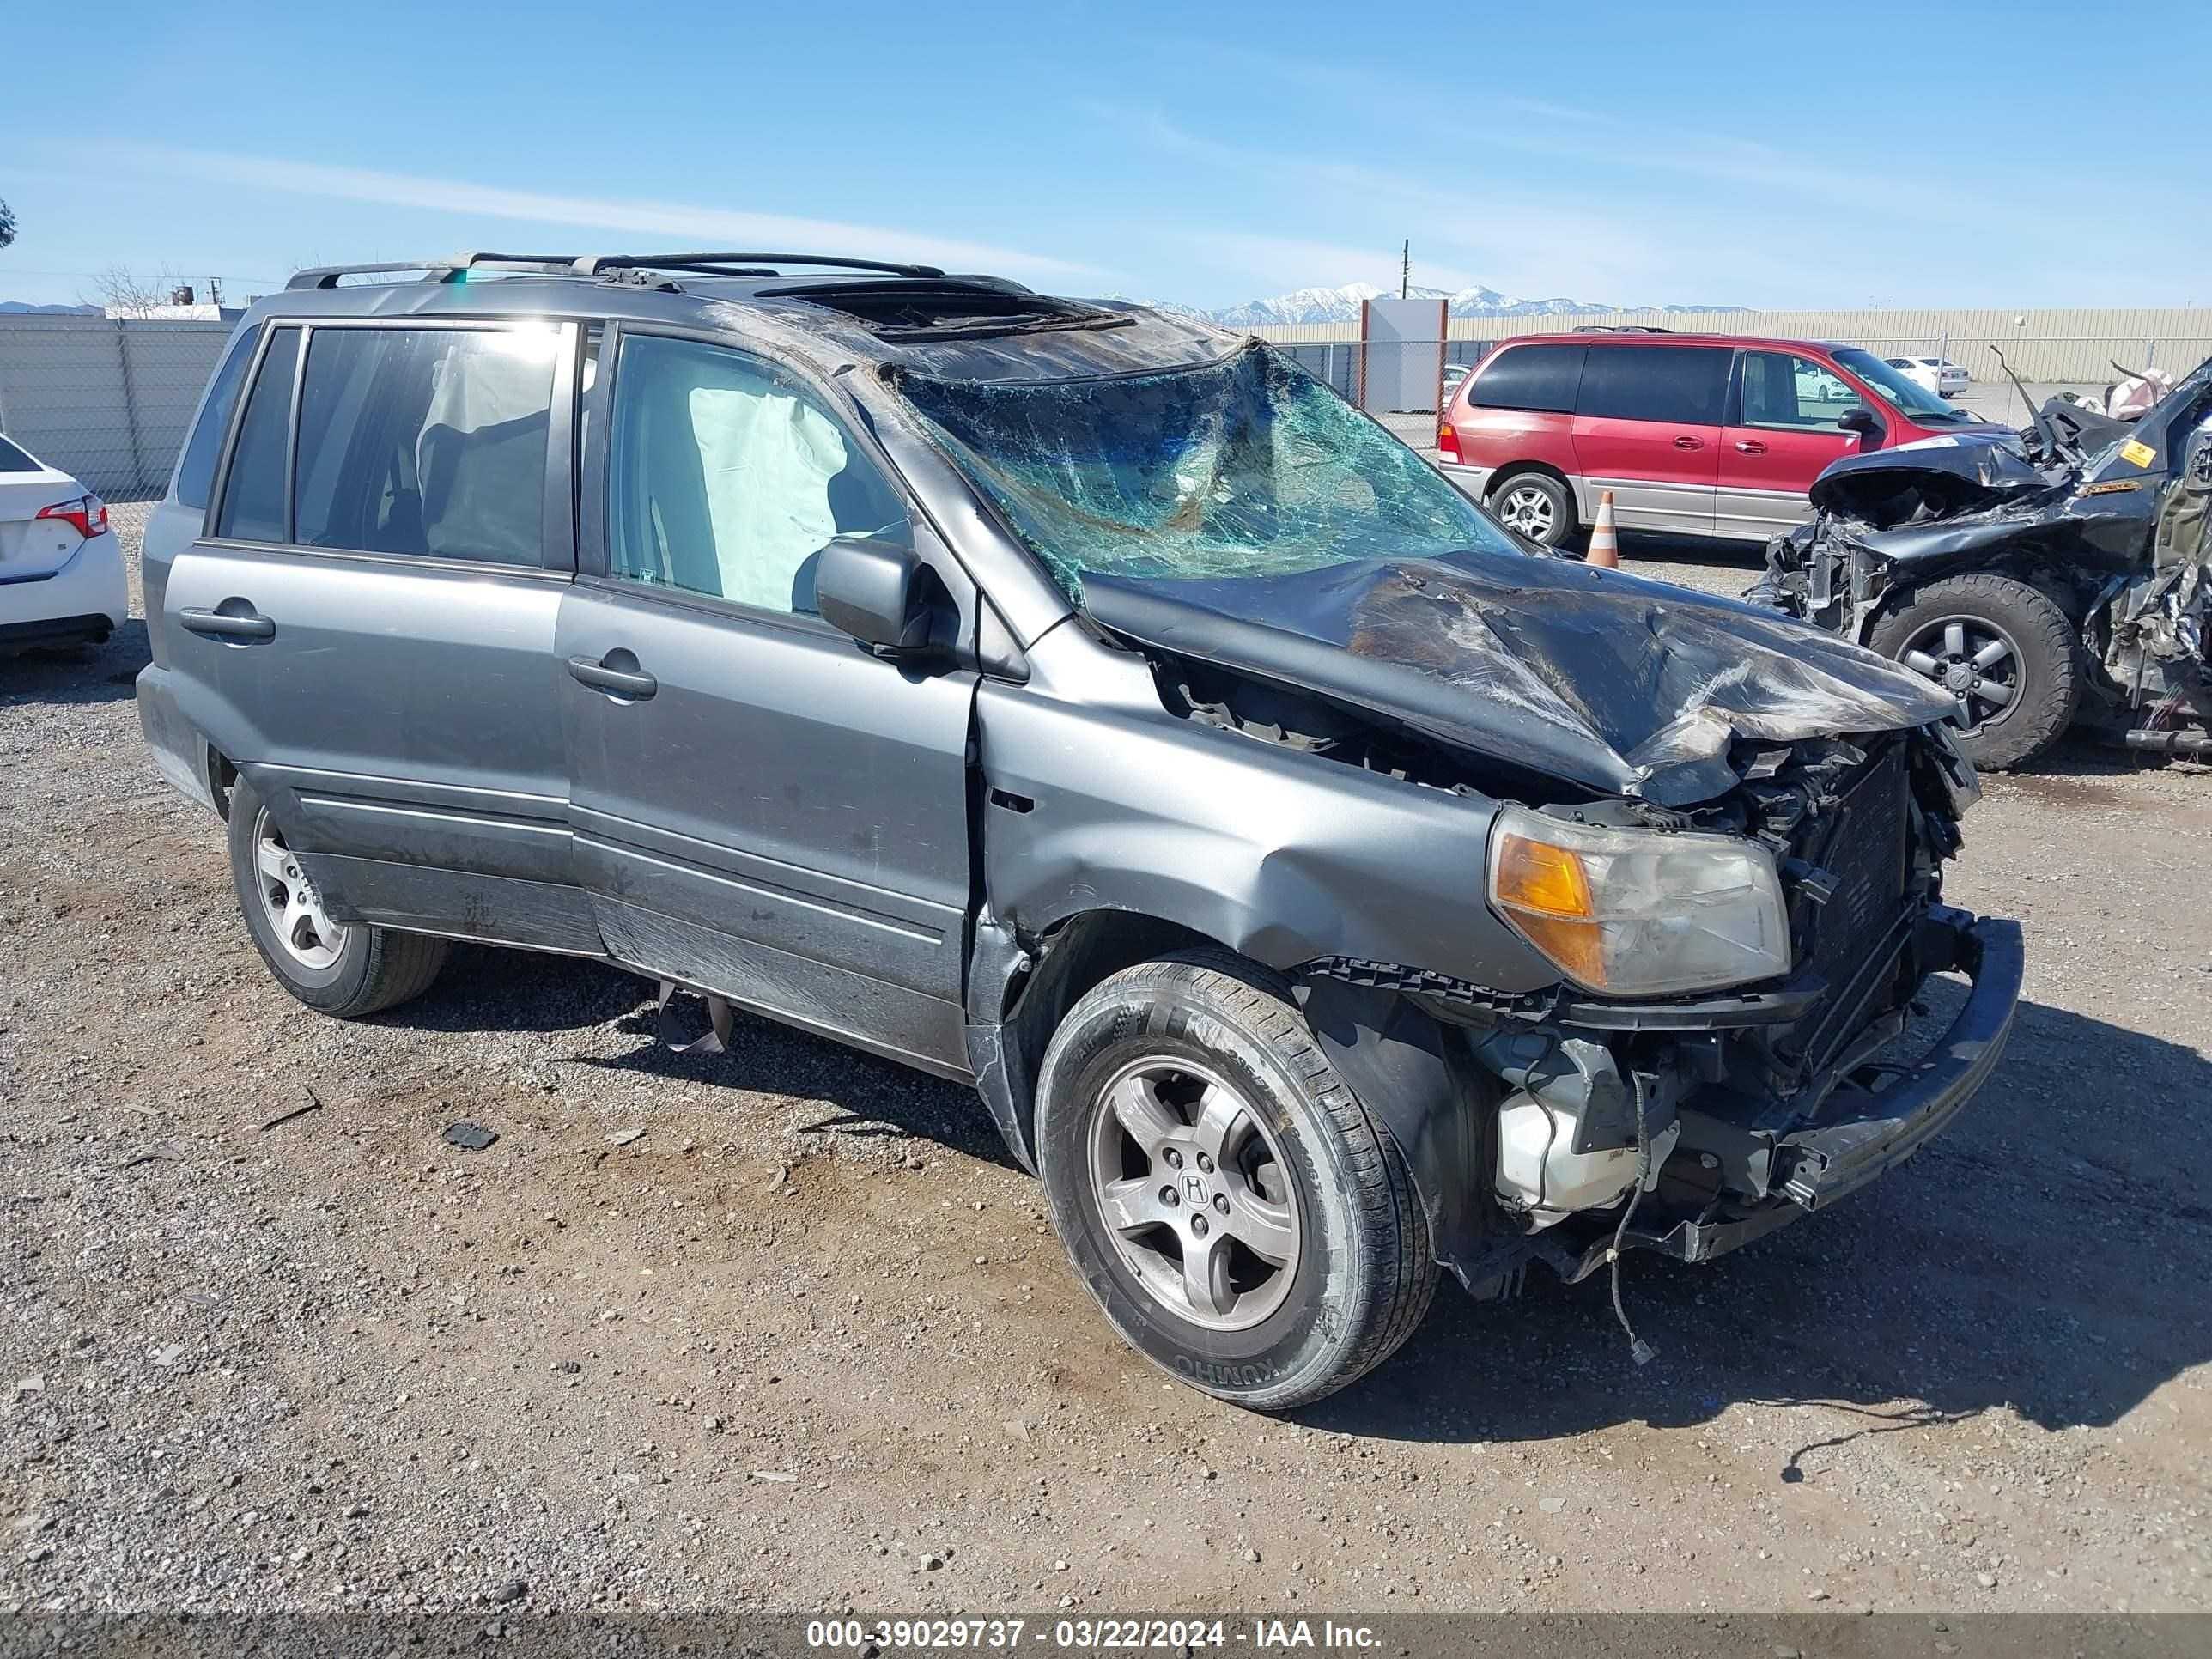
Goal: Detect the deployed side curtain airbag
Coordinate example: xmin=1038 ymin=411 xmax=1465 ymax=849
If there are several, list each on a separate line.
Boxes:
xmin=414 ymin=332 xmax=558 ymax=564
xmin=687 ymin=383 xmax=845 ymax=611
xmin=608 ymin=335 xmax=854 ymax=613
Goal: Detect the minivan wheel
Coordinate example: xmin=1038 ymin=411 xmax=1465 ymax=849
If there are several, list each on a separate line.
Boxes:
xmin=226 ymin=777 xmax=449 ymax=1017
xmin=1869 ymin=574 xmax=2080 ymax=770
xmin=1035 ymin=951 xmax=1436 ymax=1412
xmin=1489 ymin=471 xmax=1574 ymax=547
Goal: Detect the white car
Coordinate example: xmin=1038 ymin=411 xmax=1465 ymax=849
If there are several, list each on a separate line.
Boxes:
xmin=0 ymin=435 xmax=127 ymax=654
xmin=1885 ymin=356 xmax=1970 ymax=398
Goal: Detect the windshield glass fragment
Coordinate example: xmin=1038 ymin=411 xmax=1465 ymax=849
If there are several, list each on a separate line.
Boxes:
xmin=898 ymin=344 xmax=1520 ymax=599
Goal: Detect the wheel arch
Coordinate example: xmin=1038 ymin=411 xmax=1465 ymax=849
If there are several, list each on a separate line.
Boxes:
xmin=205 ymin=744 xmax=240 ymax=821
xmin=965 ymin=913 xmax=1508 ymax=1301
xmin=967 ymin=908 xmax=1237 ymax=1174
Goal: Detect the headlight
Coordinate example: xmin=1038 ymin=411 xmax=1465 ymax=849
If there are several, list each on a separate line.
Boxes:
xmin=1486 ymin=806 xmax=1790 ymax=996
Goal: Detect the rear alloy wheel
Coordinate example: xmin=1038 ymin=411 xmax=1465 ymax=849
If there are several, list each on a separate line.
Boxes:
xmin=1869 ymin=574 xmax=2079 ymax=769
xmin=251 ymin=810 xmax=348 ymax=972
xmin=226 ymin=776 xmax=450 ymax=1018
xmin=1036 ymin=951 xmax=1436 ymax=1411
xmin=1490 ymin=471 xmax=1573 ymax=548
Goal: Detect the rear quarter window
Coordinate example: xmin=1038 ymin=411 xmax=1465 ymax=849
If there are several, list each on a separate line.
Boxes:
xmin=0 ymin=435 xmax=40 ymax=471
xmin=215 ymin=327 xmax=301 ymax=544
xmin=174 ymin=324 xmax=260 ymax=511
xmin=1468 ymin=344 xmax=1585 ymax=413
xmin=1576 ymin=345 xmax=1729 ymax=425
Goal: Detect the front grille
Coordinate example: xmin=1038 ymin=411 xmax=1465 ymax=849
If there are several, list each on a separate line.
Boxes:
xmin=1791 ymin=745 xmax=1911 ymax=1067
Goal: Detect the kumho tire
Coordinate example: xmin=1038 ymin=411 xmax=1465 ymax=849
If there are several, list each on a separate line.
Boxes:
xmin=1034 ymin=950 xmax=1437 ymax=1412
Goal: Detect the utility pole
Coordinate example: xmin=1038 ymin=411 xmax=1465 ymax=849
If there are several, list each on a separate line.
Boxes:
xmin=1401 ymin=240 xmax=1410 ymax=299
xmin=207 ymin=276 xmax=223 ymax=307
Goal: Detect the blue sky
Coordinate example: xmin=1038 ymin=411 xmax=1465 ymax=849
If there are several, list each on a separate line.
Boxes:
xmin=4 ymin=0 xmax=2207 ymax=313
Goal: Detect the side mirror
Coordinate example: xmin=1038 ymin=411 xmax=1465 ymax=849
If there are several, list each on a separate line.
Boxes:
xmin=1837 ymin=405 xmax=1881 ymax=439
xmin=814 ymin=535 xmax=939 ymax=655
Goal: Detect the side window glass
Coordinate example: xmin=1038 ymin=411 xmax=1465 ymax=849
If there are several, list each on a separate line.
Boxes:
xmin=1469 ymin=344 xmax=1584 ymax=413
xmin=1576 ymin=346 xmax=1729 ymax=425
xmin=1741 ymin=351 xmax=1859 ymax=429
xmin=605 ymin=334 xmax=908 ymax=616
xmin=1575 ymin=344 xmax=1725 ymax=424
xmin=175 ymin=324 xmax=260 ymax=511
xmin=215 ymin=326 xmax=299 ymax=543
xmin=294 ymin=326 xmax=558 ymax=564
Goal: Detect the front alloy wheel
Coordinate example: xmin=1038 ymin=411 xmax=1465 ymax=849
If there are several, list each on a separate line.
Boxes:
xmin=1868 ymin=574 xmax=2079 ymax=769
xmin=1897 ymin=616 xmax=2021 ymax=734
xmin=1085 ymin=1057 xmax=1301 ymax=1332
xmin=1036 ymin=951 xmax=1436 ymax=1411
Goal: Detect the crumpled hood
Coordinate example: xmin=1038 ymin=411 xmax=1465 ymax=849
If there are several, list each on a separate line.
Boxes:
xmin=1809 ymin=436 xmax=2063 ymax=525
xmin=1798 ymin=432 xmax=2163 ymax=577
xmin=1083 ymin=550 xmax=1959 ymax=806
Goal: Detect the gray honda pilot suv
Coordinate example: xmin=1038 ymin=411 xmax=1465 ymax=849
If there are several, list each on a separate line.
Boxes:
xmin=137 ymin=252 xmax=2024 ymax=1409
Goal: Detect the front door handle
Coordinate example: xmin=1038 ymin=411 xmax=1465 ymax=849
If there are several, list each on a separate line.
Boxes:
xmin=1673 ymin=434 xmax=1705 ymax=450
xmin=179 ymin=606 xmax=275 ymax=640
xmin=1735 ymin=439 xmax=1769 ymax=454
xmin=567 ymin=653 xmax=658 ymax=701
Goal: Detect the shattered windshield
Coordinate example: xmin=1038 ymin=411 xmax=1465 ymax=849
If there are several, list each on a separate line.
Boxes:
xmin=1833 ymin=348 xmax=1975 ymax=422
xmin=897 ymin=343 xmax=1518 ymax=599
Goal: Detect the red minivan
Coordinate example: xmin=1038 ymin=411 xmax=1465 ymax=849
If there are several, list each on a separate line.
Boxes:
xmin=1437 ymin=334 xmax=2012 ymax=547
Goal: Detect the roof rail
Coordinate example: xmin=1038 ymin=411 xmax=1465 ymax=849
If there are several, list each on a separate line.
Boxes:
xmin=571 ymin=252 xmax=947 ymax=280
xmin=286 ymin=250 xmax=952 ymax=292
xmin=287 ymin=252 xmax=582 ymax=289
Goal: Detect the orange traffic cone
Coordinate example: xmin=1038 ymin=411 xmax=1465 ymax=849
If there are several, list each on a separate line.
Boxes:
xmin=1586 ymin=489 xmax=1620 ymax=568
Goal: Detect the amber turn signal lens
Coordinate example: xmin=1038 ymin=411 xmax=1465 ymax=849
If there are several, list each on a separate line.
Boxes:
xmin=1492 ymin=833 xmax=1594 ymax=918
xmin=1491 ymin=832 xmax=1607 ymax=988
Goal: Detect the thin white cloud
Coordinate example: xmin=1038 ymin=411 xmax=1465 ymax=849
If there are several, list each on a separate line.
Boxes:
xmin=1079 ymin=101 xmax=1739 ymax=304
xmin=1158 ymin=45 xmax=1951 ymax=220
xmin=1188 ymin=233 xmax=1483 ymax=298
xmin=104 ymin=145 xmax=1102 ymax=280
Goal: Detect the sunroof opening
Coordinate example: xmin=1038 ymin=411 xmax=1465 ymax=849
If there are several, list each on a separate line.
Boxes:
xmin=768 ymin=280 xmax=1130 ymax=342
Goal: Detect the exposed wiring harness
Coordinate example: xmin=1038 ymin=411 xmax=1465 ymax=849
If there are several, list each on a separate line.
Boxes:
xmin=1607 ymin=1071 xmax=1659 ymax=1367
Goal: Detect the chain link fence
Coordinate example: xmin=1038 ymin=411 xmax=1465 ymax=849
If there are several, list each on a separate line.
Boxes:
xmin=3 ymin=311 xmax=2208 ymax=491
xmin=0 ymin=315 xmax=235 ymax=500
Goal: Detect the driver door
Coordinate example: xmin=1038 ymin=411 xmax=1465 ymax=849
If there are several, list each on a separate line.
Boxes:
xmin=1717 ymin=349 xmax=1871 ymax=538
xmin=559 ymin=327 xmax=979 ymax=1074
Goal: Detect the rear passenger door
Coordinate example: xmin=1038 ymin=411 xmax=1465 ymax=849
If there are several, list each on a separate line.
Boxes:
xmin=558 ymin=327 xmax=977 ymax=1076
xmin=1569 ymin=345 xmax=1727 ymax=536
xmin=1716 ymin=349 xmax=1870 ymax=539
xmin=164 ymin=317 xmax=600 ymax=951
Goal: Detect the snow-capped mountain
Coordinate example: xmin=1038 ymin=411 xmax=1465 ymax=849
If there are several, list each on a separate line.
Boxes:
xmin=1182 ymin=281 xmax=1743 ymax=327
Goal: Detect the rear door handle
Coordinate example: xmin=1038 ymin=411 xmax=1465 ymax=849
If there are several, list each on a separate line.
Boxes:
xmin=1674 ymin=434 xmax=1705 ymax=450
xmin=1735 ymin=440 xmax=1769 ymax=454
xmin=567 ymin=654 xmax=658 ymax=701
xmin=179 ymin=606 xmax=275 ymax=640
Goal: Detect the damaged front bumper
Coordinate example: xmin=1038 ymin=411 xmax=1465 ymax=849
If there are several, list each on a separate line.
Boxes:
xmin=1560 ymin=905 xmax=2022 ymax=1282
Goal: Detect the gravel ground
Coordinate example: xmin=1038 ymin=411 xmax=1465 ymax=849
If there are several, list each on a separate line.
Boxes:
xmin=1 ymin=507 xmax=2207 ymax=1620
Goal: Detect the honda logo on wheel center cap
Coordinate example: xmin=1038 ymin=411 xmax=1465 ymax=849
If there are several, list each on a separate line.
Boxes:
xmin=1183 ymin=1174 xmax=1206 ymax=1206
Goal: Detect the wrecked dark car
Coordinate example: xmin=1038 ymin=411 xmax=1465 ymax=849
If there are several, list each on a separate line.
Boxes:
xmin=1753 ymin=355 xmax=2212 ymax=768
xmin=137 ymin=252 xmax=2023 ymax=1410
